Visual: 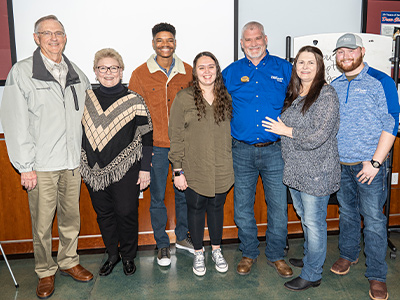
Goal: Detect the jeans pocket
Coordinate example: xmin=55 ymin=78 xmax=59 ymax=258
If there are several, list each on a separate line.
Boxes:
xmin=232 ymin=137 xmax=238 ymax=148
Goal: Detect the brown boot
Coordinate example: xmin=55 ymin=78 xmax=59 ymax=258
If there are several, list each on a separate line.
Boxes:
xmin=267 ymin=259 xmax=293 ymax=278
xmin=369 ymin=280 xmax=388 ymax=300
xmin=236 ymin=257 xmax=256 ymax=275
xmin=330 ymin=257 xmax=358 ymax=275
xmin=36 ymin=275 xmax=55 ymax=299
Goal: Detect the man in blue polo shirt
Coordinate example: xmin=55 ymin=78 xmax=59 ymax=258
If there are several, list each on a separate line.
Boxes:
xmin=222 ymin=21 xmax=293 ymax=277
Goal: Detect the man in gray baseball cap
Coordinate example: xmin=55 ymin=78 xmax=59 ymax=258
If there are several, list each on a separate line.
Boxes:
xmin=330 ymin=32 xmax=399 ymax=300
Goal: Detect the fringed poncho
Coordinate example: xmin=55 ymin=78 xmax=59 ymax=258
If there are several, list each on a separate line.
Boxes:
xmin=80 ymin=83 xmax=153 ymax=191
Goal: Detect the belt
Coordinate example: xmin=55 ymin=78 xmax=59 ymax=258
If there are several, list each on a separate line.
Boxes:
xmin=253 ymin=139 xmax=280 ymax=147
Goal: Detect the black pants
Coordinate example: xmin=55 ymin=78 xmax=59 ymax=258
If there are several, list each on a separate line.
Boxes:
xmin=184 ymin=187 xmax=227 ymax=250
xmin=87 ymin=163 xmax=140 ymax=261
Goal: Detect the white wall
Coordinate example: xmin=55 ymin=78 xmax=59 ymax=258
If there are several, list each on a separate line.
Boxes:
xmin=12 ymin=0 xmax=235 ymax=83
xmin=1 ymin=0 xmax=366 ymax=134
xmin=238 ymin=0 xmax=363 ymax=59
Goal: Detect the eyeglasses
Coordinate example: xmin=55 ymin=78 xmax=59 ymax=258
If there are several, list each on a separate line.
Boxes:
xmin=97 ymin=66 xmax=120 ymax=73
xmin=37 ymin=31 xmax=65 ymax=38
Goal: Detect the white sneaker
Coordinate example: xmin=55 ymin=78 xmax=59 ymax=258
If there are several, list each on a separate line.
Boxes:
xmin=193 ymin=251 xmax=206 ymax=276
xmin=157 ymin=247 xmax=171 ymax=266
xmin=212 ymin=248 xmax=228 ymax=273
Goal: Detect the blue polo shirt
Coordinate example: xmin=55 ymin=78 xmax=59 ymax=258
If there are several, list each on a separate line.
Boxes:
xmin=222 ymin=50 xmax=292 ymax=144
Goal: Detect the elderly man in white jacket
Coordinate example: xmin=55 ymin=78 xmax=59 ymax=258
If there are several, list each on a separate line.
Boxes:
xmin=0 ymin=15 xmax=93 ymax=299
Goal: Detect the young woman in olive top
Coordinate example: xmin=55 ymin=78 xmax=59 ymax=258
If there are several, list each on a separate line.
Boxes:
xmin=169 ymin=51 xmax=234 ymax=276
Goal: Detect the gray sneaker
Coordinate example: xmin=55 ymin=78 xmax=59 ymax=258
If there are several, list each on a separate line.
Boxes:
xmin=193 ymin=251 xmax=206 ymax=276
xmin=157 ymin=247 xmax=171 ymax=266
xmin=212 ymin=248 xmax=228 ymax=273
xmin=176 ymin=234 xmax=195 ymax=254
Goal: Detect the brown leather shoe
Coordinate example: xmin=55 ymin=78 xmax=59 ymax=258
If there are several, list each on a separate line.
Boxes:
xmin=267 ymin=259 xmax=293 ymax=278
xmin=60 ymin=264 xmax=93 ymax=282
xmin=236 ymin=257 xmax=256 ymax=275
xmin=369 ymin=280 xmax=388 ymax=300
xmin=36 ymin=275 xmax=55 ymax=299
xmin=330 ymin=257 xmax=358 ymax=275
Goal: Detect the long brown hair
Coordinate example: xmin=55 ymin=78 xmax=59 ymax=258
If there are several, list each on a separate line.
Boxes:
xmin=191 ymin=51 xmax=232 ymax=124
xmin=283 ymin=46 xmax=326 ymax=114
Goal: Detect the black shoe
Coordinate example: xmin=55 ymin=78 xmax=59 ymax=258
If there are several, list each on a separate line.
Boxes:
xmin=99 ymin=257 xmax=121 ymax=276
xmin=123 ymin=260 xmax=136 ymax=276
xmin=284 ymin=276 xmax=321 ymax=291
xmin=289 ymin=258 xmax=304 ymax=268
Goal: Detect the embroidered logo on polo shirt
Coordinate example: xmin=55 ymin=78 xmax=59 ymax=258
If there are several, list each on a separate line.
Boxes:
xmin=241 ymin=76 xmax=250 ymax=82
xmin=271 ymin=75 xmax=283 ymax=83
xmin=353 ymin=88 xmax=367 ymax=94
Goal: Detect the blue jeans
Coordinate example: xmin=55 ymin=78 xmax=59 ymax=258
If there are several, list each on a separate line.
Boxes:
xmin=290 ymin=188 xmax=329 ymax=282
xmin=150 ymin=146 xmax=188 ymax=248
xmin=232 ymin=138 xmax=287 ymax=261
xmin=337 ymin=161 xmax=389 ymax=282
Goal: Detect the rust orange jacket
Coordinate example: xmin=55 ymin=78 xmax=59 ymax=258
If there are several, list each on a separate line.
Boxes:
xmin=128 ymin=54 xmax=192 ymax=148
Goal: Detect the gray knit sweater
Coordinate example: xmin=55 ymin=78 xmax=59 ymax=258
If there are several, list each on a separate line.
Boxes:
xmin=280 ymin=85 xmax=340 ymax=197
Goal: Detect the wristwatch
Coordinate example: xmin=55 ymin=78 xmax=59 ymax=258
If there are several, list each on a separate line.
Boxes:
xmin=371 ymin=159 xmax=381 ymax=169
xmin=173 ymin=170 xmax=184 ymax=177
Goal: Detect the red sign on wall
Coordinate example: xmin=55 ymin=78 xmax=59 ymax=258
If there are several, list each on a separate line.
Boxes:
xmin=0 ymin=0 xmax=13 ymax=83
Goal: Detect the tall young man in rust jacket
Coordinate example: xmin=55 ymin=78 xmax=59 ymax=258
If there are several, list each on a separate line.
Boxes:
xmin=128 ymin=23 xmax=193 ymax=266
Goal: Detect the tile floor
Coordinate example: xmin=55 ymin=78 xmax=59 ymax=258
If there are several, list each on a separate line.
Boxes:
xmin=1 ymin=234 xmax=400 ymax=299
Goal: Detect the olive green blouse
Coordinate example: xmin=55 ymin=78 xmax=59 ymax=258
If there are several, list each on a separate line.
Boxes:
xmin=168 ymin=87 xmax=234 ymax=197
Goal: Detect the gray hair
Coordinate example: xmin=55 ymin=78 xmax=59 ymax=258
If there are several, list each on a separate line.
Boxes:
xmin=93 ymin=48 xmax=125 ymax=71
xmin=241 ymin=21 xmax=265 ymax=39
xmin=34 ymin=15 xmax=65 ymax=34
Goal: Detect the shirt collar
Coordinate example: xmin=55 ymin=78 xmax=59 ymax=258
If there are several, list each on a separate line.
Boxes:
xmin=147 ymin=53 xmax=187 ymax=75
xmin=245 ymin=49 xmax=270 ymax=66
xmin=40 ymin=51 xmax=67 ymax=70
xmin=154 ymin=56 xmax=175 ymax=77
xmin=337 ymin=62 xmax=369 ymax=81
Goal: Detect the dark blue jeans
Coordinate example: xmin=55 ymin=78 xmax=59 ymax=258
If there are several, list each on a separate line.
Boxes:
xmin=337 ymin=161 xmax=389 ymax=282
xmin=150 ymin=146 xmax=188 ymax=248
xmin=232 ymin=138 xmax=288 ymax=261
xmin=290 ymin=188 xmax=329 ymax=282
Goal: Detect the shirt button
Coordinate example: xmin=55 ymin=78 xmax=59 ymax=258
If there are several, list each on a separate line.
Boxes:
xmin=257 ymin=138 xmax=259 ymax=140
xmin=256 ymin=95 xmax=258 ymax=98
xmin=257 ymin=124 xmax=259 ymax=127
xmin=256 ymin=81 xmax=258 ymax=84
xmin=256 ymin=67 xmax=258 ymax=70
xmin=256 ymin=110 xmax=259 ymax=112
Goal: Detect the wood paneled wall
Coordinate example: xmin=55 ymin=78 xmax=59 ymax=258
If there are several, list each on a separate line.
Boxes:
xmin=1 ymin=137 xmax=399 ymax=255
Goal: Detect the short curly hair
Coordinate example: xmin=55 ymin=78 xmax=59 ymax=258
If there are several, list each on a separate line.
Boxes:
xmin=152 ymin=23 xmax=176 ymax=38
xmin=93 ymin=48 xmax=124 ymax=71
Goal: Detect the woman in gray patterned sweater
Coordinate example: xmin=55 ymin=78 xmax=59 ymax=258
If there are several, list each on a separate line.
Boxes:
xmin=262 ymin=46 xmax=340 ymax=292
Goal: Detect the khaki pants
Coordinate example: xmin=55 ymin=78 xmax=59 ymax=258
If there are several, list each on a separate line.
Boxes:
xmin=28 ymin=168 xmax=81 ymax=278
